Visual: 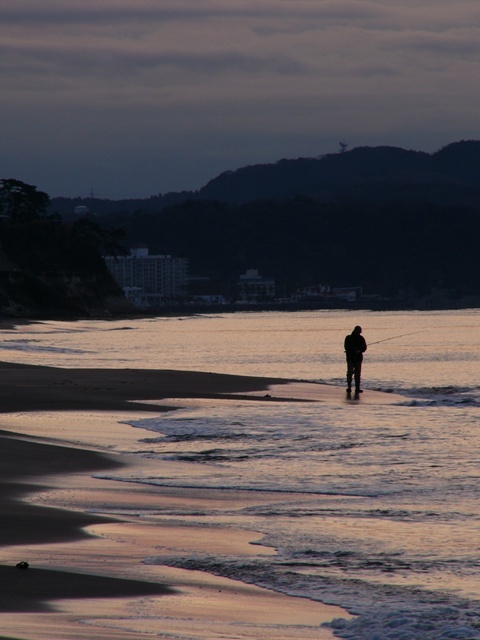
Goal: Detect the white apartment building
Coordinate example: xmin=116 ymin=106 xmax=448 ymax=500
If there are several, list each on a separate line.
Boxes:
xmin=104 ymin=245 xmax=188 ymax=307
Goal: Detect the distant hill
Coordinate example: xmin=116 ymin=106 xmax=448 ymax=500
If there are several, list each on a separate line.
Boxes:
xmin=51 ymin=140 xmax=480 ymax=217
xmin=197 ymin=140 xmax=480 ymax=205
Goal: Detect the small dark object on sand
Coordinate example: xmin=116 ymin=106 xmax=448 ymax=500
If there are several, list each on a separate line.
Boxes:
xmin=16 ymin=561 xmax=29 ymax=570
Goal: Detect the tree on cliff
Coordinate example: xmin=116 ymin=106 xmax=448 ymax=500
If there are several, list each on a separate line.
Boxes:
xmin=0 ymin=179 xmax=125 ymax=272
xmin=0 ymin=179 xmax=128 ymax=316
xmin=0 ymin=179 xmax=52 ymax=223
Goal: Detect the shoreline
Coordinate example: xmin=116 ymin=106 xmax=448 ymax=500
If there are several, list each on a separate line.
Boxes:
xmin=0 ymin=360 xmax=291 ymax=414
xmin=0 ymin=362 xmax=360 ymax=639
xmin=4 ymin=295 xmax=480 ymax=323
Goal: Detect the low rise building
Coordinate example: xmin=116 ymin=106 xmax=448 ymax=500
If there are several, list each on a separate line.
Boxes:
xmin=237 ymin=269 xmax=275 ymax=302
xmin=332 ymin=286 xmax=362 ymax=302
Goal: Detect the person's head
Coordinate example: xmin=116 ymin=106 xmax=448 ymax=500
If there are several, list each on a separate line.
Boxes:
xmin=353 ymin=325 xmax=362 ymax=334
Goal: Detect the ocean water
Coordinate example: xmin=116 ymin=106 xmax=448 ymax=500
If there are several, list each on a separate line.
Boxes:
xmin=3 ymin=309 xmax=480 ymax=639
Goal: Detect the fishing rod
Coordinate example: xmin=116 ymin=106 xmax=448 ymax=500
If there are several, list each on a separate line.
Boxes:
xmin=368 ymin=330 xmax=423 ymax=347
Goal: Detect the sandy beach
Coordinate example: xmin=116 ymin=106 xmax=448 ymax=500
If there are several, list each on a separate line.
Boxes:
xmin=0 ymin=360 xmax=405 ymax=639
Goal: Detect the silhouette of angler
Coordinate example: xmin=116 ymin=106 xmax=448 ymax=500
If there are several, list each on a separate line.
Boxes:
xmin=344 ymin=326 xmax=367 ymax=395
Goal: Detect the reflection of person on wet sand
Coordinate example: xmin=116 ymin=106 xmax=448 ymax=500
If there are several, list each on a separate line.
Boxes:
xmin=344 ymin=325 xmax=367 ymax=396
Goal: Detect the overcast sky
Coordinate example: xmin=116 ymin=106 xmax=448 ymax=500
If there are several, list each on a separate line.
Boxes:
xmin=2 ymin=1 xmax=479 ymax=199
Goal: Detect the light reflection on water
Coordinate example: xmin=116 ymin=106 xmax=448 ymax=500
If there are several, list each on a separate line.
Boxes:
xmin=3 ymin=309 xmax=480 ymax=638
xmin=3 ymin=309 xmax=480 ymax=390
xmin=119 ymin=386 xmax=480 ymax=614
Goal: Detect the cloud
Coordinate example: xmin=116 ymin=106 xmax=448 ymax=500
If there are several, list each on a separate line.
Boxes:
xmin=1 ymin=1 xmax=480 ymax=197
xmin=383 ymin=29 xmax=480 ymax=59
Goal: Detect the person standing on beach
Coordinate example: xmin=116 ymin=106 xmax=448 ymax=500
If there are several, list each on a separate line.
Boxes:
xmin=344 ymin=325 xmax=367 ymax=396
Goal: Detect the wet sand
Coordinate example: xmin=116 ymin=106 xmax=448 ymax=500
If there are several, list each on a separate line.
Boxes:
xmin=0 ymin=361 xmax=403 ymax=639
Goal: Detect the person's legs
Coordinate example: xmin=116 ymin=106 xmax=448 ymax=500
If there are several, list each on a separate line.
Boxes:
xmin=354 ymin=361 xmax=362 ymax=392
xmin=346 ymin=361 xmax=354 ymax=391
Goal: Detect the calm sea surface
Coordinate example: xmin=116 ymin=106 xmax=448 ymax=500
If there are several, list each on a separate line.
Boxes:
xmin=2 ymin=309 xmax=480 ymax=639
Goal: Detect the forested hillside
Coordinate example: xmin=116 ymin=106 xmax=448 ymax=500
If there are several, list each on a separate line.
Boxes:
xmin=47 ymin=140 xmax=480 ymax=305
xmin=8 ymin=140 xmax=480 ymax=312
xmin=196 ymin=140 xmax=480 ymax=205
xmin=96 ymin=197 xmax=480 ymax=302
xmin=51 ymin=140 xmax=480 ymax=218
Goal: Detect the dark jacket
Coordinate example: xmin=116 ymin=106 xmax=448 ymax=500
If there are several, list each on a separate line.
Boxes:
xmin=344 ymin=332 xmax=367 ymax=362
